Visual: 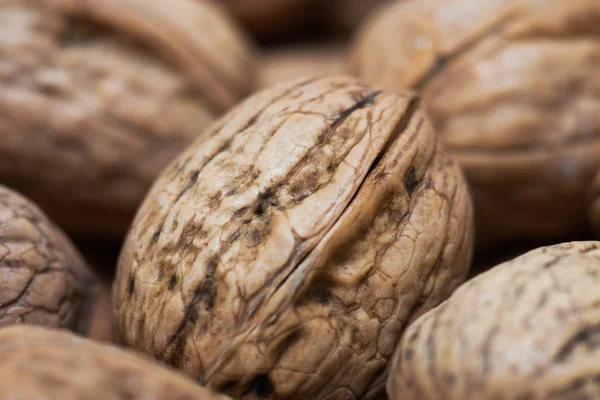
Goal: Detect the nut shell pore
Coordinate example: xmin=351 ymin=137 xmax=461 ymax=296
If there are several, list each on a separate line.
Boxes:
xmin=115 ymin=76 xmax=474 ymax=399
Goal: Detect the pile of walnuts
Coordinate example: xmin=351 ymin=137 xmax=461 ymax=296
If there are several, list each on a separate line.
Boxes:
xmin=0 ymin=0 xmax=599 ymax=399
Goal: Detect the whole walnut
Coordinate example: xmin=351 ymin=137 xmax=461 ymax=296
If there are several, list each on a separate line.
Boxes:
xmin=0 ymin=324 xmax=231 ymax=400
xmin=351 ymin=0 xmax=600 ymax=247
xmin=259 ymin=44 xmax=346 ymax=88
xmin=0 ymin=185 xmax=104 ymax=337
xmin=0 ymin=0 xmax=255 ymax=237
xmin=114 ymin=76 xmax=474 ymax=399
xmin=389 ymin=241 xmax=600 ymax=399
xmin=220 ymin=0 xmax=388 ymax=40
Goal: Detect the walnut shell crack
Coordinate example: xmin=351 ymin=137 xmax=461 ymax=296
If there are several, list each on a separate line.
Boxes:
xmin=114 ymin=76 xmax=474 ymax=399
xmin=0 ymin=324 xmax=231 ymax=400
xmin=0 ymin=0 xmax=255 ymax=236
xmin=0 ymin=185 xmax=101 ymax=335
xmin=351 ymin=0 xmax=600 ymax=246
xmin=389 ymin=241 xmax=600 ymax=399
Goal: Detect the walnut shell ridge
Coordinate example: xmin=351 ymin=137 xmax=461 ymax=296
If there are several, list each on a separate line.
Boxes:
xmin=0 ymin=0 xmax=255 ymax=236
xmin=389 ymin=241 xmax=600 ymax=400
xmin=114 ymin=76 xmax=474 ymax=399
xmin=0 ymin=324 xmax=231 ymax=400
xmin=0 ymin=185 xmax=101 ymax=335
xmin=351 ymin=0 xmax=600 ymax=247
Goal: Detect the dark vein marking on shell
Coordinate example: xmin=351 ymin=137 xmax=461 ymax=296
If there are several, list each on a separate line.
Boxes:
xmin=554 ymin=324 xmax=600 ymax=362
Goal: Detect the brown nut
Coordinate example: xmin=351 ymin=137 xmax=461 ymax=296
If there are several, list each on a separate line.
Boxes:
xmin=258 ymin=44 xmax=347 ymax=89
xmin=0 ymin=324 xmax=231 ymax=400
xmin=389 ymin=241 xmax=600 ymax=400
xmin=0 ymin=185 xmax=101 ymax=335
xmin=0 ymin=0 xmax=255 ymax=237
xmin=114 ymin=76 xmax=474 ymax=399
xmin=351 ymin=0 xmax=600 ymax=247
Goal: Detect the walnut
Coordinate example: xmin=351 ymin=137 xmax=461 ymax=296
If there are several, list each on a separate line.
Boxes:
xmin=351 ymin=0 xmax=600 ymax=247
xmin=258 ymin=45 xmax=346 ymax=88
xmin=0 ymin=324 xmax=231 ymax=400
xmin=389 ymin=241 xmax=600 ymax=399
xmin=114 ymin=76 xmax=474 ymax=399
xmin=0 ymin=185 xmax=102 ymax=336
xmin=0 ymin=0 xmax=255 ymax=237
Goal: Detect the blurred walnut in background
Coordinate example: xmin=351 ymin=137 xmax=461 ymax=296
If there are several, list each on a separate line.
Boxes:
xmin=0 ymin=0 xmax=255 ymax=237
xmin=0 ymin=185 xmax=109 ymax=340
xmin=352 ymin=0 xmax=600 ymax=247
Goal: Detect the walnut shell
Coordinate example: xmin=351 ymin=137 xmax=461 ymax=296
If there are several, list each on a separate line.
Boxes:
xmin=0 ymin=185 xmax=101 ymax=335
xmin=0 ymin=324 xmax=230 ymax=400
xmin=258 ymin=45 xmax=346 ymax=89
xmin=351 ymin=0 xmax=600 ymax=247
xmin=114 ymin=76 xmax=474 ymax=399
xmin=0 ymin=0 xmax=255 ymax=237
xmin=389 ymin=241 xmax=600 ymax=399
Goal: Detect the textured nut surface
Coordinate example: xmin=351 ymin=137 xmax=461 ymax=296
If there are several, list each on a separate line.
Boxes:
xmin=0 ymin=185 xmax=100 ymax=334
xmin=0 ymin=324 xmax=231 ymax=400
xmin=115 ymin=76 xmax=474 ymax=399
xmin=389 ymin=241 xmax=600 ymax=400
xmin=588 ymin=171 xmax=600 ymax=237
xmin=0 ymin=0 xmax=254 ymax=236
xmin=352 ymin=0 xmax=600 ymax=246
xmin=258 ymin=45 xmax=346 ymax=89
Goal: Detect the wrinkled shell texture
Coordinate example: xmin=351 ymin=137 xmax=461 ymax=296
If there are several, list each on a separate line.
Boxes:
xmin=0 ymin=185 xmax=100 ymax=333
xmin=352 ymin=0 xmax=600 ymax=245
xmin=0 ymin=0 xmax=254 ymax=236
xmin=115 ymin=76 xmax=474 ymax=399
xmin=0 ymin=325 xmax=231 ymax=400
xmin=389 ymin=241 xmax=600 ymax=400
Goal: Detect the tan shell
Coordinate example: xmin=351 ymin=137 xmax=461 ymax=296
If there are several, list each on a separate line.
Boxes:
xmin=0 ymin=185 xmax=101 ymax=335
xmin=114 ymin=76 xmax=474 ymax=399
xmin=351 ymin=0 xmax=600 ymax=247
xmin=389 ymin=241 xmax=600 ymax=399
xmin=0 ymin=324 xmax=231 ymax=400
xmin=258 ymin=45 xmax=346 ymax=89
xmin=0 ymin=0 xmax=255 ymax=236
